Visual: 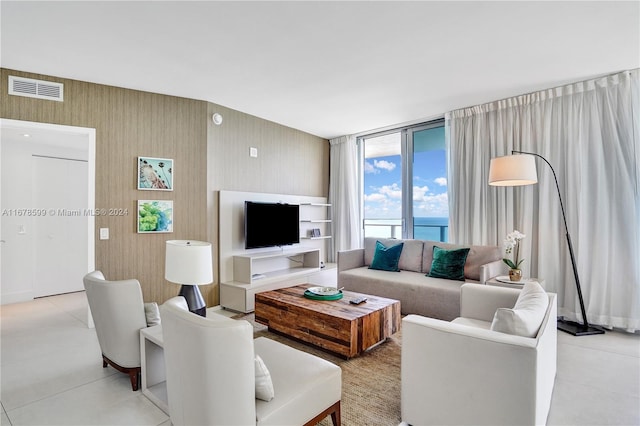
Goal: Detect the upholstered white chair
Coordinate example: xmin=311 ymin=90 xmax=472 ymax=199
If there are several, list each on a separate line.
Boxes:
xmin=160 ymin=296 xmax=342 ymax=426
xmin=401 ymin=283 xmax=557 ymax=426
xmin=83 ymin=270 xmax=150 ymax=391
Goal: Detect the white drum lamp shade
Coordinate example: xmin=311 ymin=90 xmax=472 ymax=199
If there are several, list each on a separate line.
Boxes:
xmin=165 ymin=240 xmax=212 ymax=316
xmin=488 ymin=154 xmax=538 ymax=187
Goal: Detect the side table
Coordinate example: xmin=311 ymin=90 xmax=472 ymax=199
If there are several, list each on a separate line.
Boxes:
xmin=140 ymin=324 xmax=168 ymax=414
xmin=140 ymin=306 xmax=234 ymax=414
xmin=486 ymin=277 xmax=545 ymax=289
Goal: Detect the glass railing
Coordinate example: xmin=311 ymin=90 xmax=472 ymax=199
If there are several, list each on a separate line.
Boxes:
xmin=364 ymin=218 xmax=448 ymax=242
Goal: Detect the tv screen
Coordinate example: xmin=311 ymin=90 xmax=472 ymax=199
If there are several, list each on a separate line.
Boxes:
xmin=244 ymin=201 xmax=300 ymax=249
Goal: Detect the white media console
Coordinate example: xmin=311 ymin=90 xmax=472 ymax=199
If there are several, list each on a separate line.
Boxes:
xmin=218 ymin=190 xmax=335 ymax=313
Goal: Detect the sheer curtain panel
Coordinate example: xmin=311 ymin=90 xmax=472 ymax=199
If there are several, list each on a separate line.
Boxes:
xmin=328 ymin=135 xmax=361 ymax=262
xmin=446 ymin=70 xmax=640 ymax=332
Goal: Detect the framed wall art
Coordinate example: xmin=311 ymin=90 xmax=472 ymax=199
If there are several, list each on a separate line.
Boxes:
xmin=138 ymin=157 xmax=173 ymax=191
xmin=137 ymin=200 xmax=173 ymax=233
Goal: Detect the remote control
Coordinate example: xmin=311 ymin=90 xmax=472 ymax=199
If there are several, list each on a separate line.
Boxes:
xmin=350 ymin=297 xmax=367 ymax=305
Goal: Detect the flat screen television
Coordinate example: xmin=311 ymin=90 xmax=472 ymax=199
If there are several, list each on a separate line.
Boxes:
xmin=244 ymin=201 xmax=300 ymax=249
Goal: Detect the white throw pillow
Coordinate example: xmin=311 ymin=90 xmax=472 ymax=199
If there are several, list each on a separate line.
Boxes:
xmin=255 ymin=355 xmax=275 ymax=401
xmin=144 ymin=302 xmax=161 ymax=327
xmin=490 ymin=281 xmax=549 ymax=337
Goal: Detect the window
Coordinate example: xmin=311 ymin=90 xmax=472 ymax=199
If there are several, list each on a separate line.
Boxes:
xmin=361 ymin=120 xmax=447 ymax=241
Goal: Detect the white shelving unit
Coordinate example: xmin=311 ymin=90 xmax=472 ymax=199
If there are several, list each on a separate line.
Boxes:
xmin=299 ymin=202 xmax=332 ymax=241
xmin=221 ymin=248 xmax=322 ymax=313
xmin=233 ymin=248 xmax=320 ymax=284
xmin=218 ymin=191 xmax=334 ymax=313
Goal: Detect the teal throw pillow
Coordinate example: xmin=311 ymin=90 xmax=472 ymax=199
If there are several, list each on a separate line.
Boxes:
xmin=369 ymin=240 xmax=404 ymax=272
xmin=427 ymin=246 xmax=471 ymax=281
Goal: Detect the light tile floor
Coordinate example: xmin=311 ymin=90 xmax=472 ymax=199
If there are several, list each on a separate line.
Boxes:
xmin=1 ymin=292 xmax=639 ymax=425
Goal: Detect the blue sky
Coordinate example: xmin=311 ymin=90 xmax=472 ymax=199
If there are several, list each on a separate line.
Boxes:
xmin=364 ymin=150 xmax=448 ymax=219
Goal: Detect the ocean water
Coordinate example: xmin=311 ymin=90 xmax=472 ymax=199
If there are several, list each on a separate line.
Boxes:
xmin=364 ymin=217 xmax=448 ymax=242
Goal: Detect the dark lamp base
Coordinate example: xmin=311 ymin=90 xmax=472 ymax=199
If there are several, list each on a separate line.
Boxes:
xmin=557 ymin=317 xmax=605 ymax=336
xmin=178 ymin=284 xmax=206 ymax=317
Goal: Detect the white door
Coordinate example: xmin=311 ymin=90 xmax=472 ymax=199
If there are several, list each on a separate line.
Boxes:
xmin=32 ymin=156 xmax=88 ymax=297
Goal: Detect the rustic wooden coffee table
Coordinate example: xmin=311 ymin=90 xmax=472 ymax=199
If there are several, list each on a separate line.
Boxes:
xmin=254 ymin=284 xmax=401 ymax=358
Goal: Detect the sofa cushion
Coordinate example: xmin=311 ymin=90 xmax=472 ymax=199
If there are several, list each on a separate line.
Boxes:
xmin=255 ymin=355 xmax=275 ymax=402
xmin=364 ymin=238 xmax=424 ymax=272
xmin=254 ymin=337 xmax=341 ymax=426
xmin=427 ymin=246 xmax=470 ymax=281
xmin=369 ymin=240 xmax=404 ymax=272
xmin=340 ymin=267 xmax=465 ymax=321
xmin=490 ymin=281 xmax=549 ymax=337
xmin=423 ymin=241 xmax=501 ymax=281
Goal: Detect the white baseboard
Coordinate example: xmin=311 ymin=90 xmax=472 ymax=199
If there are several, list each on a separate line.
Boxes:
xmin=1 ymin=290 xmax=34 ymax=305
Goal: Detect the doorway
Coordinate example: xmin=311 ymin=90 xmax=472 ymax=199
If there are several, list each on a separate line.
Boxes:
xmin=0 ymin=119 xmax=96 ymax=303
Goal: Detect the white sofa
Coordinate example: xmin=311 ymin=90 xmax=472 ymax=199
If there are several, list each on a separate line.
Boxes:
xmin=401 ymin=283 xmax=557 ymax=426
xmin=160 ymin=296 xmax=342 ymax=426
xmin=338 ymin=237 xmax=504 ymax=320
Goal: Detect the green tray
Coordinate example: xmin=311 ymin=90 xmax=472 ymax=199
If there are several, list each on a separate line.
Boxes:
xmin=303 ymin=290 xmax=343 ymax=301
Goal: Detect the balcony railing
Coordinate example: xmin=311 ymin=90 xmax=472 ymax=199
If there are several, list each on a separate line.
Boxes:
xmin=364 ymin=219 xmax=448 ymax=242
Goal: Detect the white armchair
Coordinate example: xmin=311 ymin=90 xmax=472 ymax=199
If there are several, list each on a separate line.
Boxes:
xmin=401 ymin=283 xmax=557 ymax=426
xmin=160 ymin=296 xmax=342 ymax=426
xmin=83 ymin=270 xmax=149 ymax=391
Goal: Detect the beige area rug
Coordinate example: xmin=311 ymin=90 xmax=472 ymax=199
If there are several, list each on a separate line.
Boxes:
xmin=236 ymin=314 xmax=402 ymax=426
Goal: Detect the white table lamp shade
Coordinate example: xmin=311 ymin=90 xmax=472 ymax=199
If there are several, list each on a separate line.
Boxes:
xmin=165 ymin=240 xmax=213 ymax=285
xmin=489 ymin=154 xmax=538 ymax=186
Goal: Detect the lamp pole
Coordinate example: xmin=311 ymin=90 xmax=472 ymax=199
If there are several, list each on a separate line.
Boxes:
xmin=512 ymin=150 xmax=604 ymax=336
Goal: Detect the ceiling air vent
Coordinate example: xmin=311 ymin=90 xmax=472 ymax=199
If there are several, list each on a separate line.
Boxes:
xmin=8 ymin=76 xmax=64 ymax=102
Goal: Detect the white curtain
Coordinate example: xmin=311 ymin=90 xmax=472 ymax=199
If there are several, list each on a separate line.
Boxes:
xmin=447 ymin=69 xmax=640 ymax=332
xmin=328 ymin=135 xmax=361 ymax=262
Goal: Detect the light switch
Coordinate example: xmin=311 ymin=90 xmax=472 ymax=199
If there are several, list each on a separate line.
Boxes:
xmin=99 ymin=228 xmax=109 ymax=240
xmin=250 ymin=147 xmax=258 ymax=158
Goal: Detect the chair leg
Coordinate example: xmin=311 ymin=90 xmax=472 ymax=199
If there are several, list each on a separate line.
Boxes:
xmin=128 ymin=370 xmax=140 ymax=391
xmin=303 ymin=401 xmax=341 ymax=426
xmin=102 ymin=354 xmax=141 ymax=391
xmin=331 ymin=401 xmax=341 ymax=426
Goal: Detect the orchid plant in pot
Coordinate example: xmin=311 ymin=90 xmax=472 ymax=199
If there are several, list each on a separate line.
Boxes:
xmin=503 ymin=230 xmax=526 ymax=281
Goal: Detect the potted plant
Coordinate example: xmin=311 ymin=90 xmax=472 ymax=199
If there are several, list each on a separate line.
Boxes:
xmin=503 ymin=230 xmax=526 ymax=281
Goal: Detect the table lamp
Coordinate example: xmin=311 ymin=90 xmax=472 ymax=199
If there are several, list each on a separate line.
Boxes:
xmin=489 ymin=151 xmax=605 ymax=336
xmin=165 ymin=240 xmax=213 ymax=317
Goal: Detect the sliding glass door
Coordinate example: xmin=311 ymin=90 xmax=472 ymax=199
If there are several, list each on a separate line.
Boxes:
xmin=409 ymin=123 xmax=448 ymax=241
xmin=361 ymin=120 xmax=447 ymax=241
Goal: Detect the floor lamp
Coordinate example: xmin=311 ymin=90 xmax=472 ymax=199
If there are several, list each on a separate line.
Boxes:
xmin=488 ymin=151 xmax=605 ymax=336
xmin=165 ymin=240 xmax=213 ymax=317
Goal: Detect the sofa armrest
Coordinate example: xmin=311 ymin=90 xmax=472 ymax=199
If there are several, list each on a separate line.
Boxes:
xmin=459 ymin=283 xmax=520 ymax=322
xmin=401 ymin=314 xmax=539 ymax=425
xmin=337 ymin=248 xmax=365 ymax=273
xmin=479 ymin=259 xmax=507 ymax=283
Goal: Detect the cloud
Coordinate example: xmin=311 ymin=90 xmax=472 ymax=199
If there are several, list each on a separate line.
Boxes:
xmin=378 ymin=183 xmax=402 ymax=199
xmin=414 ymin=193 xmax=449 ymax=217
xmin=412 ymin=185 xmax=430 ymax=201
xmin=374 ymin=160 xmax=396 ymax=172
xmin=364 ymin=160 xmax=378 ymax=174
xmin=364 ymin=193 xmax=387 ymax=202
xmin=434 ymin=177 xmax=447 ymax=186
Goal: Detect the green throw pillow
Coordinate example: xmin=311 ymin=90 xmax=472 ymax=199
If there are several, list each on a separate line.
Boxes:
xmin=427 ymin=246 xmax=471 ymax=281
xmin=369 ymin=240 xmax=404 ymax=272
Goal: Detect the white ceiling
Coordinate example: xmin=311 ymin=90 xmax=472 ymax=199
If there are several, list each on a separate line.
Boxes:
xmin=1 ymin=1 xmax=638 ymax=139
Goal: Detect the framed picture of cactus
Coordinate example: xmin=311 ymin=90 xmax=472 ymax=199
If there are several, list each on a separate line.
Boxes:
xmin=137 ymin=200 xmax=173 ymax=233
xmin=138 ymin=157 xmax=173 ymax=191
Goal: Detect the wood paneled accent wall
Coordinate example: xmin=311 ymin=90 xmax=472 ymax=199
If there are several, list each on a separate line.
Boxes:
xmin=206 ymin=103 xmax=330 ymax=305
xmin=1 ymin=69 xmax=210 ymax=305
xmin=1 ymin=69 xmax=330 ymax=307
